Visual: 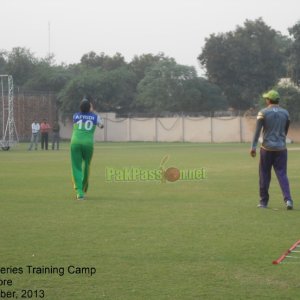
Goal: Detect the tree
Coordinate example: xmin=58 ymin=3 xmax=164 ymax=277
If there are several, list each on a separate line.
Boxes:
xmin=190 ymin=77 xmax=227 ymax=112
xmin=80 ymin=52 xmax=126 ymax=70
xmin=0 ymin=50 xmax=7 ymax=74
xmin=277 ymin=85 xmax=300 ymax=121
xmin=22 ymin=59 xmax=70 ymax=92
xmin=93 ymin=66 xmax=136 ymax=112
xmin=58 ymin=66 xmax=136 ymax=114
xmin=198 ymin=18 xmax=286 ymax=109
xmin=129 ymin=52 xmax=168 ymax=83
xmin=288 ymin=21 xmax=300 ymax=86
xmin=5 ymin=47 xmax=37 ymax=86
xmin=135 ymin=59 xmax=227 ymax=113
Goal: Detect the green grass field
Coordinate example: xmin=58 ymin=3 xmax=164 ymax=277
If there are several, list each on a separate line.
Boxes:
xmin=1 ymin=142 xmax=300 ymax=299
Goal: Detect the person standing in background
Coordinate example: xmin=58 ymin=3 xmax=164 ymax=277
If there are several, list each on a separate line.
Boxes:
xmin=40 ymin=119 xmax=51 ymax=150
xmin=52 ymin=120 xmax=60 ymax=150
xmin=28 ymin=119 xmax=40 ymax=150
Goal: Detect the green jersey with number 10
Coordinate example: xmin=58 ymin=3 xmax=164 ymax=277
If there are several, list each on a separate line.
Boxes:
xmin=71 ymin=112 xmax=101 ymax=145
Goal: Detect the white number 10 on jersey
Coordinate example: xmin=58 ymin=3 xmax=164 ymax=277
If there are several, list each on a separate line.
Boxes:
xmin=77 ymin=119 xmax=93 ymax=130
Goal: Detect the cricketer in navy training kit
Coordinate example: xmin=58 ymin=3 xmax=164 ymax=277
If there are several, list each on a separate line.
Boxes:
xmin=250 ymin=90 xmax=294 ymax=210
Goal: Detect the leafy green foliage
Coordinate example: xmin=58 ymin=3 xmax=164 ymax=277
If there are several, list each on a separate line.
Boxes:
xmin=80 ymin=51 xmax=126 ymax=70
xmin=288 ymin=21 xmax=300 ymax=86
xmin=129 ymin=52 xmax=168 ymax=83
xmin=5 ymin=47 xmax=37 ymax=86
xmin=22 ymin=61 xmax=70 ymax=93
xmin=277 ymin=85 xmax=300 ymax=121
xmin=58 ymin=66 xmax=136 ymax=113
xmin=199 ymin=18 xmax=286 ymax=109
xmin=0 ymin=50 xmax=7 ymax=74
xmin=135 ymin=59 xmax=227 ymax=112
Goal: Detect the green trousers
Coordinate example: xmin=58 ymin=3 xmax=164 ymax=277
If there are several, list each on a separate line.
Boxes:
xmin=70 ymin=143 xmax=94 ymax=197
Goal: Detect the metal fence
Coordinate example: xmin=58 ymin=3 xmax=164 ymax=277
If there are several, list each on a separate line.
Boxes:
xmin=13 ymin=92 xmax=57 ymax=141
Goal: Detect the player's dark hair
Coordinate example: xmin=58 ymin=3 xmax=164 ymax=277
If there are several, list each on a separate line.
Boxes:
xmin=269 ymin=99 xmax=279 ymax=104
xmin=80 ymin=99 xmax=91 ymax=113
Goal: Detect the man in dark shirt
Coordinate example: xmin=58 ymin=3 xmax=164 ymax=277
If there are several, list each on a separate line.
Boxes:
xmin=52 ymin=121 xmax=60 ymax=150
xmin=250 ymin=90 xmax=293 ymax=210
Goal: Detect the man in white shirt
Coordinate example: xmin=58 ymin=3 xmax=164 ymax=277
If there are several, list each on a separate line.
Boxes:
xmin=28 ymin=120 xmax=40 ymax=150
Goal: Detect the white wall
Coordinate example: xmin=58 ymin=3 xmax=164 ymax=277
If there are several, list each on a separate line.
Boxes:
xmin=61 ymin=113 xmax=300 ymax=143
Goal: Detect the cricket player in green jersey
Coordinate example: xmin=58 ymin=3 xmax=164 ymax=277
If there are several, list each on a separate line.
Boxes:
xmin=70 ymin=98 xmax=104 ymax=200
